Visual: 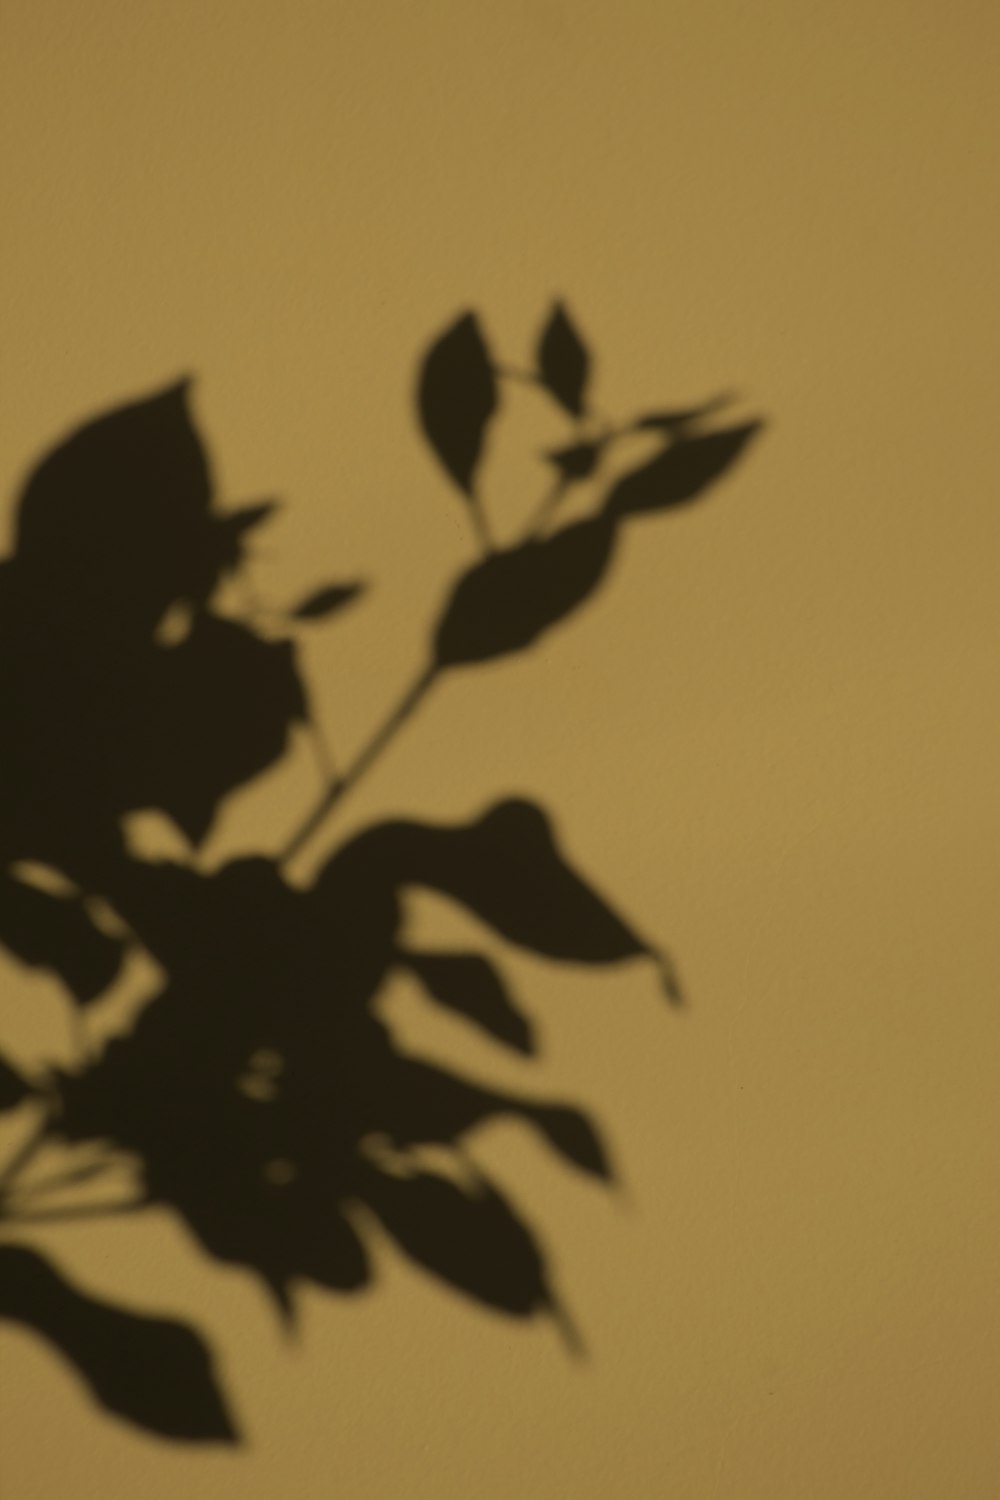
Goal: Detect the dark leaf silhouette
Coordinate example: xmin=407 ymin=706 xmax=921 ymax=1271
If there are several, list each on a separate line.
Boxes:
xmin=521 ymin=1104 xmax=614 ymax=1182
xmin=0 ymin=1055 xmax=31 ymax=1111
xmin=360 ymin=1163 xmax=551 ymax=1317
xmin=0 ymin=390 xmax=309 ymax=871
xmin=527 ymin=1104 xmax=611 ymax=1179
xmin=375 ymin=1054 xmax=609 ymax=1180
xmin=289 ymin=581 xmax=365 ymax=621
xmin=0 ymin=1245 xmax=238 ymax=1442
xmin=400 ymin=949 xmax=534 ymax=1053
xmin=544 ymin=439 xmax=603 ymax=482
xmin=537 ymin=303 xmax=590 ymax=417
xmin=52 ymin=855 xmax=380 ymax=1295
xmin=0 ymin=870 xmax=126 ymax=1004
xmin=417 ymin=312 xmax=498 ymax=495
xmin=324 ymin=799 xmax=651 ymax=967
xmin=55 ymin=972 xmax=375 ymax=1299
xmin=434 ymin=517 xmax=617 ymax=667
xmin=48 ymin=841 xmax=613 ymax=1308
xmin=606 ymin=423 xmax=762 ymax=520
xmin=13 ymin=383 xmax=241 ymax=629
xmin=632 ymin=393 xmax=735 ymax=432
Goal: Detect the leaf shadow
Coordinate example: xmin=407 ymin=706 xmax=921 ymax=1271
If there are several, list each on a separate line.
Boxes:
xmin=0 ymin=305 xmax=761 ymax=1442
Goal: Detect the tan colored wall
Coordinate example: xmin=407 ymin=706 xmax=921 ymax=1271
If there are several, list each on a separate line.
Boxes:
xmin=2 ymin=2 xmax=999 ymax=1494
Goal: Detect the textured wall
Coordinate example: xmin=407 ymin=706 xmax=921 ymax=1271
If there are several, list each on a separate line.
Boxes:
xmin=2 ymin=2 xmax=999 ymax=1494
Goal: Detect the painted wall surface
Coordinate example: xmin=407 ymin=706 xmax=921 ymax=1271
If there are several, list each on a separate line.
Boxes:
xmin=2 ymin=2 xmax=999 ymax=1494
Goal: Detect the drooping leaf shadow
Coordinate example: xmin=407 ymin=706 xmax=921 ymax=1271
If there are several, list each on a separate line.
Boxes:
xmin=0 ymin=1244 xmax=238 ymax=1441
xmin=0 ymin=303 xmax=762 ymax=1443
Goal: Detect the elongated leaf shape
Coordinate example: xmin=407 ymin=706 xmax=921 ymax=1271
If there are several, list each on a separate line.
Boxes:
xmin=361 ymin=1164 xmax=550 ymax=1316
xmin=0 ymin=1245 xmax=239 ymax=1442
xmin=417 ymin=312 xmax=497 ymax=494
xmin=15 ymin=383 xmax=208 ymax=555
xmin=378 ymin=1054 xmax=611 ymax=1180
xmin=322 ymin=798 xmax=649 ymax=966
xmin=0 ymin=871 xmax=126 ymax=1004
xmin=537 ymin=303 xmax=590 ymax=416
xmin=530 ymin=1103 xmax=612 ymax=1179
xmin=632 ymin=392 xmax=735 ymax=432
xmin=289 ymin=581 xmax=365 ymax=622
xmin=401 ymin=949 xmax=534 ymax=1052
xmin=434 ymin=517 xmax=616 ymax=667
xmin=0 ymin=390 xmax=308 ymax=870
xmin=606 ymin=422 xmax=762 ymax=519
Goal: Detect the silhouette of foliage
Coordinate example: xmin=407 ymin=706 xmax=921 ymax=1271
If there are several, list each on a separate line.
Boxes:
xmin=0 ymin=871 xmax=127 ymax=1004
xmin=0 ymin=301 xmax=762 ymax=1443
xmin=536 ymin=303 xmax=590 ymax=417
xmin=606 ymin=423 xmax=761 ymax=519
xmin=0 ymin=1245 xmax=238 ymax=1441
xmin=631 ymin=392 xmax=735 ymax=433
xmin=435 ymin=520 xmax=618 ymax=665
xmin=417 ymin=311 xmax=498 ymax=547
xmin=321 ymin=799 xmax=658 ymax=967
xmin=401 ymin=950 xmax=533 ymax=1053
xmin=288 ymin=581 xmax=366 ymax=621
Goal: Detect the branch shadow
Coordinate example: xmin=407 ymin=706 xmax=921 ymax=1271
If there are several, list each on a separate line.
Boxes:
xmin=0 ymin=304 xmax=761 ymax=1442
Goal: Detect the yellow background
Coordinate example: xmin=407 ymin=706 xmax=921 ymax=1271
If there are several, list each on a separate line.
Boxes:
xmin=2 ymin=2 xmax=999 ymax=1494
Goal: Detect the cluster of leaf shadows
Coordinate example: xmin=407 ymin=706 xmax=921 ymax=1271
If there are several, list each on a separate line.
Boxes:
xmin=0 ymin=304 xmax=761 ymax=1443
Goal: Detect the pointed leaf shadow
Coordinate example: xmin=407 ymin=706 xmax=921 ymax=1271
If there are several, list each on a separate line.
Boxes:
xmin=400 ymin=948 xmax=535 ymax=1053
xmin=417 ymin=312 xmax=498 ymax=496
xmin=537 ymin=302 xmax=590 ymax=417
xmin=434 ymin=518 xmax=617 ymax=666
xmin=0 ymin=1245 xmax=239 ymax=1442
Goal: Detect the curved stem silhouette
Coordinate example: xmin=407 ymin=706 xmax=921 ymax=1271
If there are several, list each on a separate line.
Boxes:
xmin=279 ymin=662 xmax=438 ymax=866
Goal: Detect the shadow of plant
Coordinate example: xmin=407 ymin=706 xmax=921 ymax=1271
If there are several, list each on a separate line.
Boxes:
xmin=0 ymin=303 xmax=762 ymax=1441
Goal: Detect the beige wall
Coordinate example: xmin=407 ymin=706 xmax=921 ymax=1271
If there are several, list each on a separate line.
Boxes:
xmin=2 ymin=2 xmax=999 ymax=1494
